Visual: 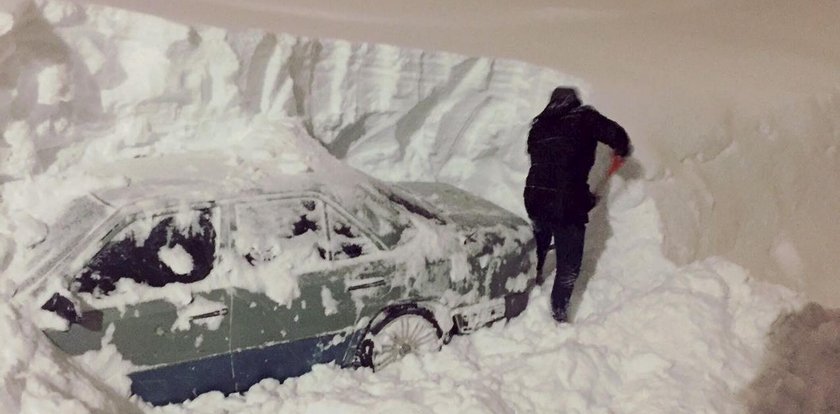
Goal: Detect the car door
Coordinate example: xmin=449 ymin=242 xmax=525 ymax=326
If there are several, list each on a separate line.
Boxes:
xmin=318 ymin=201 xmax=418 ymax=365
xmin=321 ymin=202 xmax=402 ymax=305
xmin=43 ymin=205 xmax=234 ymax=405
xmin=227 ymin=196 xmax=356 ymax=391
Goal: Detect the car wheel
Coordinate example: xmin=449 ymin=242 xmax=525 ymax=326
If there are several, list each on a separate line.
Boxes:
xmin=359 ymin=309 xmax=443 ymax=371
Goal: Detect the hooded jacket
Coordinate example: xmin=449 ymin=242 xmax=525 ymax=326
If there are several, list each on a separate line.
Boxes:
xmin=524 ymin=87 xmax=631 ymax=224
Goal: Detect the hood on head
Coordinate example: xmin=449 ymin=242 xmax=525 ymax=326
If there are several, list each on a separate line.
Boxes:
xmin=532 ymin=87 xmax=581 ymax=124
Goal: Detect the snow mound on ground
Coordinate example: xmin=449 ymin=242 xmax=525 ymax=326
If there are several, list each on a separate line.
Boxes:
xmin=0 ymin=302 xmax=138 ymax=414
xmin=155 ymin=181 xmax=800 ymax=414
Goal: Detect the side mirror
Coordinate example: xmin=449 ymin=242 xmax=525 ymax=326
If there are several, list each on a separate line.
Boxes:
xmin=42 ymin=292 xmax=79 ymax=323
xmin=41 ymin=292 xmax=103 ymax=331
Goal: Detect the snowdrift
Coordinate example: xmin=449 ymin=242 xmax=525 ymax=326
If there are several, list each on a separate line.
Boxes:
xmin=65 ymin=0 xmax=840 ymax=308
xmin=0 ymin=0 xmax=817 ymax=412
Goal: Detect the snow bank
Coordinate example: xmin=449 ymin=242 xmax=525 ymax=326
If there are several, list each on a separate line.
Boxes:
xmin=153 ymin=181 xmax=800 ymax=414
xmin=81 ymin=0 xmax=840 ymax=308
xmin=645 ymin=94 xmax=840 ymax=309
xmin=0 ymin=0 xmax=808 ymax=412
xmin=0 ymin=0 xmax=575 ymax=217
xmin=0 ymin=302 xmax=138 ymax=414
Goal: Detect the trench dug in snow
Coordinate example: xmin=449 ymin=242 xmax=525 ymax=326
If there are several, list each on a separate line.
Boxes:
xmin=0 ymin=1 xmax=835 ymax=413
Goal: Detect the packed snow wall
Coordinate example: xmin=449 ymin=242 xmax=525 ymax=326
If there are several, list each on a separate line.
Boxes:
xmin=644 ymin=93 xmax=840 ymax=308
xmin=0 ymin=0 xmax=580 ymax=218
xmin=0 ymin=1 xmax=829 ymax=411
xmin=2 ymin=0 xmax=839 ymax=308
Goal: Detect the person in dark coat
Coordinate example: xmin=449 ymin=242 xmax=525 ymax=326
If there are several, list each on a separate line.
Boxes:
xmin=524 ymin=87 xmax=632 ymax=322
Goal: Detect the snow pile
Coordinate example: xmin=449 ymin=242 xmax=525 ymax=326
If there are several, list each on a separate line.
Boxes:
xmin=0 ymin=0 xmax=572 ymax=217
xmin=0 ymin=303 xmax=137 ymax=414
xmin=65 ymin=0 xmax=840 ymax=307
xmin=320 ymin=286 xmax=339 ymax=316
xmin=157 ymin=245 xmax=195 ymax=276
xmin=0 ymin=0 xmax=806 ymax=412
xmin=152 ymin=180 xmax=800 ymax=414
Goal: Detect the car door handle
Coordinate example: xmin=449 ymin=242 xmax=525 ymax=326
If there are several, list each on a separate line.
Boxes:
xmin=346 ymin=277 xmax=387 ymax=291
xmin=189 ymin=308 xmax=229 ymax=320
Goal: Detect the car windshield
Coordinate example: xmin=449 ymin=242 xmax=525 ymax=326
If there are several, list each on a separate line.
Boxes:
xmin=31 ymin=195 xmax=113 ymax=276
xmin=330 ymin=183 xmax=426 ymax=249
xmin=382 ymin=184 xmax=445 ymax=224
xmin=336 ymin=182 xmax=444 ymax=249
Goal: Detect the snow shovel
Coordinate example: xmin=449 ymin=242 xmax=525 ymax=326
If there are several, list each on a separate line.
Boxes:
xmin=592 ymin=153 xmax=626 ymax=197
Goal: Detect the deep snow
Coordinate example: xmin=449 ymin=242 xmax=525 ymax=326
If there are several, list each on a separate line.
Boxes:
xmin=74 ymin=0 xmax=840 ymax=308
xmin=0 ymin=0 xmax=815 ymax=412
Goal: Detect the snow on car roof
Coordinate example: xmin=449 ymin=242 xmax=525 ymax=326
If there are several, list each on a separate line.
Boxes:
xmin=88 ymin=145 xmax=375 ymax=208
xmin=91 ymin=154 xmax=315 ymax=205
xmin=13 ymin=137 xmax=396 ymax=301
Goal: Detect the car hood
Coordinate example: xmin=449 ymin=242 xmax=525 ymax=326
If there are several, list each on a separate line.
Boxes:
xmin=396 ymin=182 xmax=534 ymax=288
xmin=396 ymin=182 xmax=527 ymax=229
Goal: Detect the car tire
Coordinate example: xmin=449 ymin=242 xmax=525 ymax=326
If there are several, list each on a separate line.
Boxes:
xmin=358 ymin=305 xmax=443 ymax=371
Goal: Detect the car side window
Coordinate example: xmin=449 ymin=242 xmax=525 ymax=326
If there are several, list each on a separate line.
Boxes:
xmin=233 ymin=198 xmax=327 ymax=265
xmin=348 ymin=185 xmax=414 ymax=248
xmin=73 ymin=208 xmax=218 ymax=295
xmin=326 ymin=206 xmax=377 ymax=260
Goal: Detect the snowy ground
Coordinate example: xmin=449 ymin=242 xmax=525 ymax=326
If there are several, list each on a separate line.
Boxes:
xmin=0 ymin=1 xmax=814 ymax=413
xmin=145 ymin=179 xmax=799 ymax=414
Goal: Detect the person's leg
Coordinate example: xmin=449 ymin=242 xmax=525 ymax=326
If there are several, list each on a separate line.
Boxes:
xmin=532 ymin=219 xmax=553 ymax=285
xmin=550 ymin=222 xmax=586 ymax=322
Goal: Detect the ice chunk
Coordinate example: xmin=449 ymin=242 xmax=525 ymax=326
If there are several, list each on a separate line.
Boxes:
xmin=2 ymin=121 xmax=38 ymax=176
xmin=158 ymin=244 xmax=194 ymax=276
xmin=41 ymin=0 xmax=82 ymax=25
xmin=321 ymin=286 xmax=338 ymax=316
xmin=772 ymin=236 xmax=805 ymax=283
xmin=0 ymin=12 xmax=12 ymax=36
xmin=449 ymin=253 xmax=470 ymax=283
xmin=36 ymin=64 xmax=72 ymax=105
xmin=504 ymin=272 xmax=529 ymax=293
xmin=0 ymin=0 xmax=26 ymax=36
xmin=171 ymin=296 xmax=227 ymax=332
xmin=72 ymin=324 xmax=135 ymax=396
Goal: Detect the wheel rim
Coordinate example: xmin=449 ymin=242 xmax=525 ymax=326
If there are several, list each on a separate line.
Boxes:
xmin=371 ymin=314 xmax=441 ymax=370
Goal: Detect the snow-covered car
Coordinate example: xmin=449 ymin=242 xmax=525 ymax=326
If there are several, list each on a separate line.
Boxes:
xmin=19 ymin=154 xmax=536 ymax=405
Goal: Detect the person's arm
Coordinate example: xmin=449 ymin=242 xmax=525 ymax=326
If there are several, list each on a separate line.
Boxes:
xmin=592 ymin=110 xmax=632 ymax=157
xmin=592 ymin=110 xmax=632 ymax=177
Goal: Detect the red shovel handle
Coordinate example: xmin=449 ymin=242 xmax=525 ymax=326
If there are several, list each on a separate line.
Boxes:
xmin=607 ymin=154 xmax=625 ymax=177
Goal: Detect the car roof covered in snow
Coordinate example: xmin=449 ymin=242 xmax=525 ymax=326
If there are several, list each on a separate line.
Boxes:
xmin=89 ymin=152 xmax=374 ymax=208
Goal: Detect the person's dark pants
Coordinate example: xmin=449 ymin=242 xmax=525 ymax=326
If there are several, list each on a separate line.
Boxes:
xmin=533 ymin=219 xmax=586 ymax=322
